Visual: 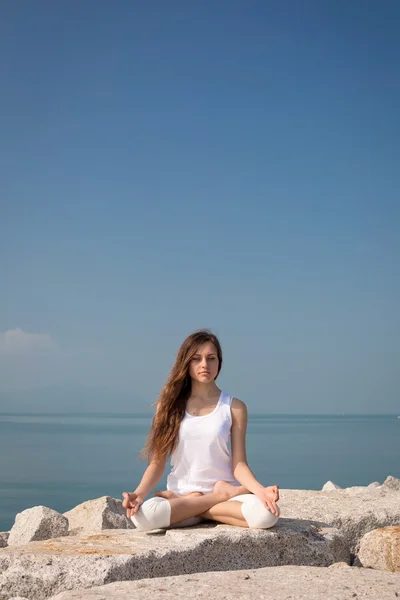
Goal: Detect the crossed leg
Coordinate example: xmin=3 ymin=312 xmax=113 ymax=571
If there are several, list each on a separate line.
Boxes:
xmin=199 ymin=500 xmax=248 ymax=527
xmin=153 ymin=482 xmax=250 ymax=527
xmin=154 ymin=488 xmax=249 ymax=527
xmin=129 ymin=482 xmax=279 ymax=531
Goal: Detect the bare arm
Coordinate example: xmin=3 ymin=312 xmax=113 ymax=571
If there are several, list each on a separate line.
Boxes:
xmin=231 ymin=398 xmax=264 ymax=494
xmin=122 ymin=454 xmax=167 ymax=518
xmin=132 ymin=402 xmax=167 ymax=499
xmin=231 ymin=398 xmax=279 ymax=516
xmin=133 ymin=456 xmax=167 ymax=499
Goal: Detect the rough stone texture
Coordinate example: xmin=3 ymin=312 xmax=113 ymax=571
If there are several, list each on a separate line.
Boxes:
xmin=8 ymin=597 xmax=30 ymax=599
xmin=328 ymin=562 xmax=351 ymax=568
xmin=7 ymin=508 xmax=68 ymax=547
xmin=0 ymin=535 xmax=9 ymax=549
xmin=1 ymin=483 xmax=399 ymax=599
xmin=47 ymin=565 xmax=400 ymax=600
xmin=383 ymin=476 xmax=400 ymax=491
xmin=0 ymin=521 xmax=348 ymax=600
xmin=358 ymin=526 xmax=400 ymax=572
xmin=322 ymin=481 xmax=342 ymax=491
xmin=63 ymin=497 xmax=133 ymax=534
xmin=278 ymin=485 xmax=400 ymax=554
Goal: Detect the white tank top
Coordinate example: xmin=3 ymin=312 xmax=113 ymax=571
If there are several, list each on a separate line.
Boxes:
xmin=166 ymin=391 xmax=241 ymax=494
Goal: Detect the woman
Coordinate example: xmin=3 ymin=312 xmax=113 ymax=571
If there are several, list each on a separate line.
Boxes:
xmin=122 ymin=330 xmax=280 ymax=531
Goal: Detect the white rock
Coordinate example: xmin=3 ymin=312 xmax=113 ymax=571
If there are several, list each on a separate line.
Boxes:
xmin=7 ymin=506 xmax=68 ymax=546
xmin=321 ymin=481 xmax=342 ymax=491
xmin=367 ymin=482 xmax=381 ymax=488
xmin=47 ymin=565 xmax=400 ymax=600
xmin=343 ymin=486 xmax=369 ymax=494
xmin=64 ymin=496 xmax=133 ymax=534
xmin=382 ymin=475 xmax=400 ymax=491
xmin=0 ymin=523 xmax=348 ymax=599
xmin=2 ymin=484 xmax=400 ymax=599
xmin=278 ymin=485 xmax=400 ymax=553
xmin=0 ymin=532 xmax=9 ymax=548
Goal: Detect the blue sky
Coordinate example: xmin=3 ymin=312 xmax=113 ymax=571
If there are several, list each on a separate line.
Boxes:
xmin=1 ymin=1 xmax=399 ymax=413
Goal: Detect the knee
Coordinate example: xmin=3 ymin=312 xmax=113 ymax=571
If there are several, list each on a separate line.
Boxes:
xmin=241 ymin=500 xmax=280 ymax=529
xmin=130 ymin=497 xmax=171 ymax=532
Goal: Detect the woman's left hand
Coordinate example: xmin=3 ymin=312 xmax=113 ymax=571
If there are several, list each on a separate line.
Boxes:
xmin=255 ymin=485 xmax=280 ymax=517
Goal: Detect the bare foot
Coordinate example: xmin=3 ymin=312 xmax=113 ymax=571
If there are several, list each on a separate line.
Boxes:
xmin=213 ymin=480 xmax=250 ymax=502
xmin=154 ymin=490 xmax=204 ymax=499
xmin=154 ymin=490 xmax=179 ymax=499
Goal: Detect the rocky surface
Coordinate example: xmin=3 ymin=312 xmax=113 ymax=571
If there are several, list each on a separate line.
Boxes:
xmin=358 ymin=526 xmax=400 ymax=572
xmin=0 ymin=535 xmax=9 ymax=549
xmin=384 ymin=476 xmax=400 ymax=492
xmin=279 ymin=480 xmax=400 ymax=554
xmin=63 ymin=496 xmax=133 ymax=534
xmin=0 ymin=520 xmax=348 ymax=599
xmin=0 ymin=478 xmax=399 ymax=599
xmin=47 ymin=565 xmax=400 ymax=600
xmin=7 ymin=508 xmax=68 ymax=547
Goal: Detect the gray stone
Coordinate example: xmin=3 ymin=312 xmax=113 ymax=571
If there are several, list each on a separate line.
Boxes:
xmin=357 ymin=526 xmax=400 ymax=571
xmin=0 ymin=522 xmax=348 ymax=599
xmin=321 ymin=481 xmax=341 ymax=491
xmin=383 ymin=475 xmax=400 ymax=491
xmin=278 ymin=484 xmax=400 ymax=553
xmin=0 ymin=533 xmax=9 ymax=548
xmin=64 ymin=496 xmax=133 ymax=534
xmin=7 ymin=507 xmax=68 ymax=547
xmin=47 ymin=565 xmax=400 ymax=600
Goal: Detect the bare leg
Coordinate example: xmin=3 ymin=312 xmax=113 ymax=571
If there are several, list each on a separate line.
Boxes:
xmin=199 ymin=500 xmax=248 ymax=527
xmin=154 ymin=483 xmax=249 ymax=501
xmin=167 ymin=481 xmax=247 ymax=526
xmin=154 ymin=490 xmax=203 ymax=499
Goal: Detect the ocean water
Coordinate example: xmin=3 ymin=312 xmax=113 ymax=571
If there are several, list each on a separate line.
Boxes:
xmin=0 ymin=413 xmax=399 ymax=532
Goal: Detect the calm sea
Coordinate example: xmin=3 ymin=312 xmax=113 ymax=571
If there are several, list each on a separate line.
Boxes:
xmin=0 ymin=413 xmax=399 ymax=532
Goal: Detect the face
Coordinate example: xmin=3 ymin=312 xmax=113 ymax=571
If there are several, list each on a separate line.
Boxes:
xmin=188 ymin=342 xmax=219 ymax=383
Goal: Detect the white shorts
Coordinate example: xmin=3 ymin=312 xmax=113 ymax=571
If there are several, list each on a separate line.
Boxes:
xmin=131 ymin=494 xmax=280 ymax=532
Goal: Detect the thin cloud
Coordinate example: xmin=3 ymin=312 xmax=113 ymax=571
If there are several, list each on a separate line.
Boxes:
xmin=0 ymin=328 xmax=54 ymax=355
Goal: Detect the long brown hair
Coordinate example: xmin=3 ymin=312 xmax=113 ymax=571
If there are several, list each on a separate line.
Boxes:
xmin=141 ymin=329 xmax=223 ymax=462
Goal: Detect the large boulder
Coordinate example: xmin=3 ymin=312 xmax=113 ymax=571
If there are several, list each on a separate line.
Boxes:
xmin=7 ymin=507 xmax=68 ymax=547
xmin=0 ymin=533 xmax=9 ymax=548
xmin=357 ymin=526 xmax=400 ymax=571
xmin=0 ymin=521 xmax=348 ymax=599
xmin=64 ymin=497 xmax=133 ymax=534
xmin=47 ymin=565 xmax=400 ymax=600
xmin=278 ymin=483 xmax=400 ymax=554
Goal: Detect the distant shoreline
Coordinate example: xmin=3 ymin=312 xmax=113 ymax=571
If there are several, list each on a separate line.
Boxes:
xmin=1 ymin=412 xmax=399 ymax=417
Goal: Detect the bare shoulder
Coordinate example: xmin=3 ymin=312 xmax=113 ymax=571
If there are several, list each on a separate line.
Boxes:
xmin=231 ymin=397 xmax=248 ymax=416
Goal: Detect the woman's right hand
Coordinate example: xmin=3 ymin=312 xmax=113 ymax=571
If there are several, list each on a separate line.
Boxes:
xmin=122 ymin=491 xmax=144 ymax=519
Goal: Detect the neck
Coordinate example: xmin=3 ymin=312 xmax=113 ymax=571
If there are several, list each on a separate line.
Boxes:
xmin=190 ymin=380 xmax=220 ymax=400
